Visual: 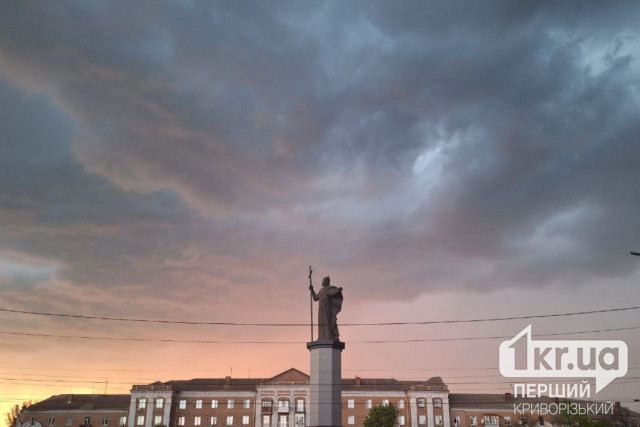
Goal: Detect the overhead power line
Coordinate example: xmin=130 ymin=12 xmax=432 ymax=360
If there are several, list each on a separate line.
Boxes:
xmin=2 ymin=366 xmax=640 ymax=388
xmin=6 ymin=362 xmax=639 ymax=374
xmin=1 ymin=376 xmax=638 ymax=390
xmin=1 ymin=305 xmax=639 ymax=327
xmin=0 ymin=325 xmax=638 ymax=345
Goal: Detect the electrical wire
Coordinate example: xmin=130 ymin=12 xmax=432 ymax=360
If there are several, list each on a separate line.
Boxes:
xmin=1 ymin=305 xmax=639 ymax=327
xmin=0 ymin=325 xmax=638 ymax=345
xmin=3 ymin=305 xmax=640 ymax=405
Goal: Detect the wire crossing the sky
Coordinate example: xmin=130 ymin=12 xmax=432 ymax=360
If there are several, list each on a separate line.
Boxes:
xmin=1 ymin=305 xmax=639 ymax=326
xmin=0 ymin=325 xmax=638 ymax=345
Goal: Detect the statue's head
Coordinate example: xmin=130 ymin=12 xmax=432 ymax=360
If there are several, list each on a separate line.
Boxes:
xmin=322 ymin=276 xmax=330 ymax=286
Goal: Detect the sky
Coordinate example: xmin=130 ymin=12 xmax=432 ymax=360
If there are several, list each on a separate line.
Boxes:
xmin=1 ymin=0 xmax=640 ymax=420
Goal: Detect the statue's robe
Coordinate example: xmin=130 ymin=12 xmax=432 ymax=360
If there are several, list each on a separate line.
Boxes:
xmin=316 ymin=285 xmax=343 ymax=341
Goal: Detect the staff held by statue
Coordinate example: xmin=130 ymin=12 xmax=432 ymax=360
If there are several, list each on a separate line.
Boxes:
xmin=308 ymin=265 xmax=314 ymax=341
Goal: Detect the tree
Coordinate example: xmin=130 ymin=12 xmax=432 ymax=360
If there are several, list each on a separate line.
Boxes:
xmin=552 ymin=400 xmax=610 ymax=427
xmin=5 ymin=402 xmax=31 ymax=427
xmin=364 ymin=403 xmax=400 ymax=427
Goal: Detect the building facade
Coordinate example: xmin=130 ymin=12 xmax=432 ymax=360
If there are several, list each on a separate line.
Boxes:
xmin=20 ymin=369 xmax=639 ymax=427
xmin=125 ymin=369 xmax=449 ymax=427
xmin=19 ymin=394 xmax=130 ymax=427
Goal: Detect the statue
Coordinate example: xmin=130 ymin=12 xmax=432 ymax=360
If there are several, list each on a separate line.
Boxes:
xmin=309 ymin=275 xmax=343 ymax=341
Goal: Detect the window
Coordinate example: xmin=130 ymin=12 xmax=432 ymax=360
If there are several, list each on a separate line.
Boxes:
xmin=347 ymin=416 xmax=355 ymax=425
xmin=83 ymin=418 xmax=91 ymax=426
xmin=242 ymin=417 xmax=249 ymax=426
xmin=48 ymin=417 xmax=56 ymax=426
xmin=226 ymin=417 xmax=233 ymax=426
xmin=262 ymin=400 xmax=272 ymax=409
xmin=101 ymin=418 xmax=108 ymax=427
xmin=196 ymin=400 xmax=203 ymax=410
xmin=212 ymin=400 xmax=219 ymax=409
xmin=210 ymin=417 xmax=218 ymax=427
xmin=139 ymin=398 xmax=147 ymax=410
xmin=398 ymin=400 xmax=405 ymax=409
xmin=179 ymin=400 xmax=187 ymax=410
xmin=155 ymin=398 xmax=164 ymax=409
xmin=120 ymin=418 xmax=127 ymax=427
xmin=382 ymin=399 xmax=389 ymax=407
xmin=66 ymin=418 xmax=73 ymax=426
xmin=154 ymin=416 xmax=162 ymax=426
xmin=504 ymin=417 xmax=511 ymax=426
xmin=454 ymin=416 xmax=461 ymax=425
xmin=484 ymin=417 xmax=499 ymax=425
xmin=278 ymin=400 xmax=289 ymax=411
xmin=419 ymin=416 xmax=426 ymax=425
xmin=296 ymin=400 xmax=304 ymax=413
xmin=398 ymin=416 xmax=405 ymax=426
xmin=228 ymin=400 xmax=235 ymax=409
xmin=470 ymin=416 xmax=478 ymax=426
xmin=261 ymin=416 xmax=269 ymax=427
xmin=365 ymin=399 xmax=372 ymax=409
xmin=347 ymin=399 xmax=355 ymax=409
xmin=244 ymin=400 xmax=251 ymax=409
xmin=137 ymin=416 xmax=144 ymax=426
xmin=434 ymin=399 xmax=442 ymax=408
xmin=418 ymin=398 xmax=426 ymax=408
xmin=178 ymin=417 xmax=185 ymax=426
xmin=195 ymin=417 xmax=202 ymax=426
xmin=435 ymin=416 xmax=443 ymax=425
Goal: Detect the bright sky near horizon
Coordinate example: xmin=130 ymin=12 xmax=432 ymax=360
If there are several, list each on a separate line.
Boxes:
xmin=1 ymin=0 xmax=640 ymax=420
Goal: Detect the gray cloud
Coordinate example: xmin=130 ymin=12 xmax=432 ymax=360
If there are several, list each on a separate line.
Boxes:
xmin=0 ymin=0 xmax=639 ymax=309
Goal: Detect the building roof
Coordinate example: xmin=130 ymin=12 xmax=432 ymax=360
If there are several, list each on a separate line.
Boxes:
xmin=342 ymin=378 xmax=407 ymax=392
xmin=162 ymin=378 xmax=259 ymax=392
xmin=264 ymin=368 xmax=309 ymax=385
xmin=342 ymin=376 xmax=448 ymax=392
xmin=132 ymin=368 xmax=448 ymax=393
xmin=409 ymin=376 xmax=448 ymax=392
xmin=24 ymin=395 xmax=130 ymax=413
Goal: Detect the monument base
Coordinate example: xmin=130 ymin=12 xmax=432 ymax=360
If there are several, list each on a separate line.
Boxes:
xmin=307 ymin=341 xmax=345 ymax=427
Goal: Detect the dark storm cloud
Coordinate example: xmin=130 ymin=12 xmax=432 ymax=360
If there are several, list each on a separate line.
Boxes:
xmin=0 ymin=78 xmax=198 ymax=289
xmin=1 ymin=1 xmax=639 ymax=304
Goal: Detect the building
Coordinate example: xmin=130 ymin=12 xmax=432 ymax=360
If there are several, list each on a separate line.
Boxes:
xmin=127 ymin=368 xmax=448 ymax=427
xmin=19 ymin=394 xmax=130 ymax=427
xmin=20 ymin=369 xmax=640 ymax=427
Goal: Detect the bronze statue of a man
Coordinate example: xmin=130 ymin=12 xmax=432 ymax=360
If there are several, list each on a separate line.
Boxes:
xmin=309 ymin=276 xmax=343 ymax=341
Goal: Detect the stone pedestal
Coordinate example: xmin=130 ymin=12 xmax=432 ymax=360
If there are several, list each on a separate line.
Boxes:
xmin=306 ymin=340 xmax=345 ymax=427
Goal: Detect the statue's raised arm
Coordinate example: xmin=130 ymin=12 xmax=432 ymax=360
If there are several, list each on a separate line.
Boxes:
xmin=309 ymin=276 xmax=343 ymax=342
